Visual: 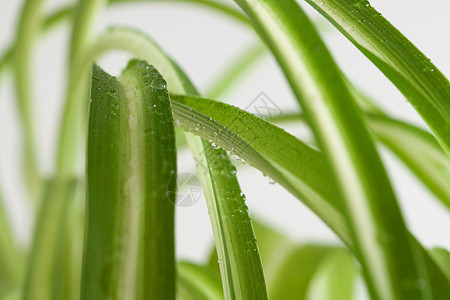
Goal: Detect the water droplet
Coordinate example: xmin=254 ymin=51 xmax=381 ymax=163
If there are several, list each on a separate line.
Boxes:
xmin=211 ymin=142 xmax=218 ymax=149
xmin=151 ymin=78 xmax=167 ymax=90
xmin=268 ymin=177 xmax=276 ymax=184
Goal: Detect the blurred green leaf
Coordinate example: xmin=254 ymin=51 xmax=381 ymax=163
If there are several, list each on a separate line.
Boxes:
xmin=177 ymin=261 xmax=224 ymax=300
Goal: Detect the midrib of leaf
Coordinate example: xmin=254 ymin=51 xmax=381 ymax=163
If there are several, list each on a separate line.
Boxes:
xmin=305 ymin=0 xmax=450 ymax=155
xmin=116 ymin=72 xmax=145 ymax=299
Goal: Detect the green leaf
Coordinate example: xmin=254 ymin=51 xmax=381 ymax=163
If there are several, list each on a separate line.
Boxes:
xmin=66 ymin=27 xmax=267 ymax=300
xmin=171 ymin=94 xmax=348 ymax=243
xmin=305 ymin=249 xmax=358 ymax=300
xmin=305 ymin=0 xmax=450 ymax=156
xmin=232 ymin=0 xmax=429 ymax=298
xmin=430 ymin=248 xmax=450 ymax=282
xmin=0 ymin=195 xmax=21 ymax=295
xmin=81 ymin=61 xmax=176 ymax=299
xmin=269 ymin=245 xmax=332 ymax=300
xmin=367 ymin=114 xmax=450 ymax=207
xmin=169 ymin=93 xmax=450 ymax=298
xmin=269 ymin=111 xmax=450 ymax=209
xmin=205 ymin=44 xmax=266 ymax=98
xmin=177 ymin=261 xmax=224 ymax=300
xmin=13 ymin=0 xmax=45 ymax=200
xmin=23 ymin=178 xmax=78 ymax=300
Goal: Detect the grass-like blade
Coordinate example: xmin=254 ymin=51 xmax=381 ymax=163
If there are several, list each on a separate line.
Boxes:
xmin=82 ymin=61 xmax=176 ymax=299
xmin=171 ymin=94 xmax=348 ymax=243
xmin=305 ymin=0 xmax=450 ymax=155
xmin=368 ymin=114 xmax=450 ymax=206
xmin=233 ymin=0 xmax=428 ymax=298
xmin=269 ymin=112 xmax=450 ymax=209
xmin=430 ymin=248 xmax=450 ymax=282
xmin=205 ymin=44 xmax=266 ymax=98
xmin=268 ymin=245 xmax=332 ymax=300
xmin=177 ymin=261 xmax=224 ymax=300
xmin=67 ymin=27 xmax=267 ymax=299
xmin=0 ymin=195 xmax=21 ymax=295
xmin=13 ymin=0 xmax=46 ymax=200
xmin=305 ymin=249 xmax=358 ymax=300
xmin=170 ymin=94 xmax=450 ymax=298
xmin=23 ymin=178 xmax=77 ymax=300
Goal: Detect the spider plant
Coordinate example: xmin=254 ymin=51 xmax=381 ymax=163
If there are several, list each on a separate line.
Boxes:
xmin=0 ymin=0 xmax=449 ymax=299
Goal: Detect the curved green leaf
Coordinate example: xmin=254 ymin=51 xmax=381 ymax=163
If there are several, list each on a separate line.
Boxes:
xmin=269 ymin=112 xmax=450 ymax=209
xmin=177 ymin=261 xmax=224 ymax=300
xmin=430 ymin=248 xmax=450 ymax=282
xmin=23 ymin=178 xmax=77 ymax=300
xmin=13 ymin=0 xmax=45 ymax=199
xmin=305 ymin=0 xmax=450 ymax=156
xmin=269 ymin=245 xmax=332 ymax=300
xmin=170 ymin=93 xmax=450 ymax=298
xmin=232 ymin=0 xmax=429 ymax=298
xmin=205 ymin=44 xmax=266 ymax=98
xmin=64 ymin=27 xmax=267 ymax=299
xmin=81 ymin=61 xmax=176 ymax=299
xmin=305 ymin=249 xmax=358 ymax=300
xmin=0 ymin=195 xmax=21 ymax=295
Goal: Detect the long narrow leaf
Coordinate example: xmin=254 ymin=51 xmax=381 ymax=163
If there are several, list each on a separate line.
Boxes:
xmin=13 ymin=0 xmax=45 ymax=199
xmin=170 ymin=93 xmax=450 ymax=297
xmin=81 ymin=61 xmax=176 ymax=299
xmin=23 ymin=179 xmax=77 ymax=300
xmin=305 ymin=249 xmax=358 ymax=300
xmin=0 ymin=195 xmax=21 ymax=295
xmin=68 ymin=27 xmax=267 ymax=299
xmin=305 ymin=0 xmax=450 ymax=156
xmin=177 ymin=261 xmax=224 ymax=300
xmin=269 ymin=112 xmax=450 ymax=209
xmin=232 ymin=0 xmax=429 ymax=298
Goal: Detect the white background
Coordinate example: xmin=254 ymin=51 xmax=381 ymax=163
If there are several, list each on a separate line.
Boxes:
xmin=1 ymin=0 xmax=449 ymax=273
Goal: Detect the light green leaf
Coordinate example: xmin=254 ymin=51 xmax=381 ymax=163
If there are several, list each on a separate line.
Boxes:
xmin=23 ymin=178 xmax=78 ymax=300
xmin=305 ymin=249 xmax=358 ymax=300
xmin=205 ymin=44 xmax=266 ymax=98
xmin=65 ymin=27 xmax=267 ymax=300
xmin=0 ymin=195 xmax=21 ymax=295
xmin=232 ymin=0 xmax=429 ymax=298
xmin=305 ymin=0 xmax=450 ymax=156
xmin=177 ymin=261 xmax=224 ymax=300
xmin=81 ymin=61 xmax=176 ymax=299
xmin=367 ymin=114 xmax=450 ymax=207
xmin=13 ymin=0 xmax=46 ymax=200
xmin=269 ymin=112 xmax=450 ymax=209
xmin=268 ymin=245 xmax=332 ymax=300
xmin=430 ymin=248 xmax=450 ymax=282
xmin=170 ymin=93 xmax=450 ymax=298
